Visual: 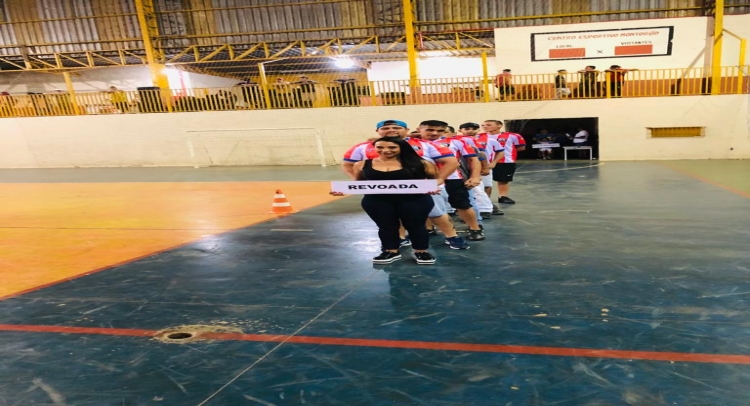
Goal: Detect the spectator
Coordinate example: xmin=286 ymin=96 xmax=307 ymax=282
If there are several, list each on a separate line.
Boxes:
xmin=215 ymin=89 xmax=237 ymax=110
xmin=0 ymin=91 xmax=17 ymax=117
xmin=571 ymin=126 xmax=590 ymax=146
xmin=108 ymin=86 xmax=129 ymax=113
xmin=569 ymin=126 xmax=591 ymax=159
xmin=333 ymin=75 xmax=359 ymax=106
xmin=605 ymin=65 xmax=638 ymax=98
xmin=554 ymin=69 xmax=571 ymax=99
xmin=576 ymin=66 xmax=600 ymax=98
xmin=494 ymin=69 xmax=515 ymax=101
xmin=293 ymin=76 xmax=317 ymax=107
xmin=272 ymin=78 xmax=292 ymax=108
xmin=236 ymin=79 xmax=263 ymax=109
xmin=533 ymin=129 xmax=554 ymax=160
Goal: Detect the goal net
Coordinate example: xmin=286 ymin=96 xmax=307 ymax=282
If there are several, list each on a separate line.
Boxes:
xmin=185 ymin=128 xmax=338 ymax=167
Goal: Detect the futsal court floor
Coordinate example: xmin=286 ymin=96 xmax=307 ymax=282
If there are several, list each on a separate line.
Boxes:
xmin=1 ymin=160 xmax=749 ymax=406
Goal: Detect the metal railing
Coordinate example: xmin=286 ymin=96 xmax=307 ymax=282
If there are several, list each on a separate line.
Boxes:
xmin=1 ymin=66 xmax=748 ymax=118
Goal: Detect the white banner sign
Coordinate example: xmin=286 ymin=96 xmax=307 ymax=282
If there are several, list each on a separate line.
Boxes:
xmin=532 ymin=143 xmax=560 ymax=149
xmin=331 ymin=180 xmax=438 ymax=195
xmin=531 ymin=26 xmax=673 ymax=61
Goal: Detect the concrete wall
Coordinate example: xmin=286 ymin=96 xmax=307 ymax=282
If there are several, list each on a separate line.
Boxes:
xmin=723 ymin=15 xmax=750 ymax=67
xmin=368 ymin=57 xmax=499 ymax=81
xmin=1 ymin=94 xmax=747 ymax=168
xmin=0 ymin=66 xmax=240 ymax=94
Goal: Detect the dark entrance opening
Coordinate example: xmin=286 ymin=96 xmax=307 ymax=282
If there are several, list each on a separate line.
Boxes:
xmin=505 ymin=117 xmax=599 ymax=160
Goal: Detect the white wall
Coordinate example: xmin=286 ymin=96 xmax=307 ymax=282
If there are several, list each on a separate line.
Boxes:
xmin=368 ymin=57 xmax=498 ymax=82
xmin=1 ymin=94 xmax=748 ymax=168
xmin=178 ymin=70 xmax=239 ymax=89
xmin=0 ymin=66 xmax=243 ymax=95
xmin=494 ymin=17 xmax=711 ymax=74
xmin=0 ymin=66 xmax=153 ymax=94
xmin=723 ymin=15 xmax=750 ymax=67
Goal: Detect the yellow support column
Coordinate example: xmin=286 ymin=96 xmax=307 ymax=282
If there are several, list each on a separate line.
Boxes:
xmin=62 ymin=72 xmax=83 ymax=115
xmin=257 ymin=63 xmax=273 ymax=110
xmin=403 ymin=0 xmax=420 ymax=102
xmin=135 ymin=0 xmax=172 ymax=110
xmin=710 ymin=0 xmax=725 ymax=95
xmin=739 ymin=39 xmax=747 ymax=94
xmin=481 ymin=51 xmax=491 ymax=103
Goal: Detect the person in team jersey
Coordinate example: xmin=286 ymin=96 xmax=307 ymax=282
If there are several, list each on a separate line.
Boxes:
xmin=339 ymin=136 xmax=440 ymax=265
xmin=460 ymin=122 xmax=504 ymax=215
xmin=417 ymin=120 xmax=485 ymax=241
xmin=342 ymin=120 xmax=471 ymax=250
xmin=479 ymin=120 xmax=526 ymax=205
xmin=455 ymin=123 xmax=502 ymax=218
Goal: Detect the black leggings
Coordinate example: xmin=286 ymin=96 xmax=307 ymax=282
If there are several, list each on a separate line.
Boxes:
xmin=361 ymin=195 xmax=434 ymax=250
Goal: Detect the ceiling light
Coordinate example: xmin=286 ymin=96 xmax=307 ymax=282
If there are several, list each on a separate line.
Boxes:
xmin=334 ymin=58 xmax=355 ymax=69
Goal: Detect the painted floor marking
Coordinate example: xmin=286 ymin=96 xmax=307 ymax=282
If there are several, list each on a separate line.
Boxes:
xmin=2 ymin=323 xmax=749 ymax=366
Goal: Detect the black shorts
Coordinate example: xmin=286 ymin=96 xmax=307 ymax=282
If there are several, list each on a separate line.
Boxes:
xmin=492 ymin=163 xmax=517 ymax=183
xmin=443 ymin=179 xmax=473 ymax=210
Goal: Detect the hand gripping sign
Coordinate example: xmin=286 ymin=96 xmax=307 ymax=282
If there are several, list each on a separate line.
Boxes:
xmin=331 ymin=180 xmax=439 ymax=195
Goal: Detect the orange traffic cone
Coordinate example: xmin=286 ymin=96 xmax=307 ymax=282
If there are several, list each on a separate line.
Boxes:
xmin=270 ymin=189 xmax=295 ymax=214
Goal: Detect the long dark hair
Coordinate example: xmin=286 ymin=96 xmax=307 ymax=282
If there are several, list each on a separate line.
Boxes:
xmin=372 ymin=136 xmax=427 ymax=179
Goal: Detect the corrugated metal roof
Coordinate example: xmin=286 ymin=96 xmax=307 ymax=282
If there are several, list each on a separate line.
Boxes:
xmin=415 ymin=0 xmax=711 ymax=31
xmin=0 ymin=0 xmax=142 ymax=56
xmin=727 ymin=0 xmax=750 ymax=15
xmin=154 ymin=0 xmax=403 ymax=47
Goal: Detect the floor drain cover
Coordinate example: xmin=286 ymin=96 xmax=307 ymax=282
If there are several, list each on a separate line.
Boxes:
xmin=166 ymin=332 xmax=193 ymax=340
xmin=153 ymin=324 xmax=243 ymax=344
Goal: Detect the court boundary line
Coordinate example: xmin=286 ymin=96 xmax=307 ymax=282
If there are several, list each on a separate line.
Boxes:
xmin=1 ymin=323 xmax=749 ymax=366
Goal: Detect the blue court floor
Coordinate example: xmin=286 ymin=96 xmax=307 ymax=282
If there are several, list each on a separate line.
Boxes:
xmin=1 ymin=160 xmax=749 ymax=406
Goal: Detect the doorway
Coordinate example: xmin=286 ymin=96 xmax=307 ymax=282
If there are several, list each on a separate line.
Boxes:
xmin=505 ymin=117 xmax=599 ymax=160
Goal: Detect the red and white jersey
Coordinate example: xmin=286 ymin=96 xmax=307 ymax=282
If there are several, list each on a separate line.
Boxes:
xmin=461 ymin=133 xmax=503 ymax=162
xmin=472 ymin=133 xmax=504 ymax=163
xmin=454 ymin=135 xmax=479 ymax=155
xmin=342 ymin=139 xmax=454 ymax=163
xmin=429 ymin=137 xmax=477 ymax=179
xmin=483 ymin=131 xmax=525 ymax=163
xmin=342 ymin=141 xmax=373 ymax=162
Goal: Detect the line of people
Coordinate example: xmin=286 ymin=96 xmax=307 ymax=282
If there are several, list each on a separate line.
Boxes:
xmin=495 ymin=65 xmax=638 ymax=100
xmin=337 ymin=119 xmax=526 ymax=265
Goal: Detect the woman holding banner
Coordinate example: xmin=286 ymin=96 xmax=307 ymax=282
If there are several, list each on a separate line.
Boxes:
xmin=335 ymin=136 xmax=439 ymax=265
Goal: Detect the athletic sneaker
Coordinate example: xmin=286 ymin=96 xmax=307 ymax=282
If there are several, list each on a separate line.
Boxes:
xmin=491 ymin=205 xmax=504 ymax=215
xmin=427 ymin=228 xmax=438 ymax=236
xmin=414 ymin=252 xmax=436 ymax=265
xmin=467 ymin=229 xmax=485 ymax=241
xmin=480 ymin=212 xmax=492 ymax=219
xmin=372 ymin=251 xmax=402 ymax=264
xmin=399 ymin=238 xmax=412 ymax=247
xmin=498 ymin=196 xmax=516 ymax=204
xmin=444 ymin=236 xmax=470 ymax=250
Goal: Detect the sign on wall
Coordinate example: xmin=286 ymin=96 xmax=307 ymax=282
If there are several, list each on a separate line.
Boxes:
xmin=530 ymin=26 xmax=674 ymax=61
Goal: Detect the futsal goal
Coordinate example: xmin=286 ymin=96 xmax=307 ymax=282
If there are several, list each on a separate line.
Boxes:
xmin=185 ymin=128 xmax=338 ymax=167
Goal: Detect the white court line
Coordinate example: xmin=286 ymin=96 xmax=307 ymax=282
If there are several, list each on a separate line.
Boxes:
xmin=516 ymin=162 xmax=605 ymax=174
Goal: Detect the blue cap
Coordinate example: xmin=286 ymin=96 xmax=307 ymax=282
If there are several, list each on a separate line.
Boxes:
xmin=376 ymin=119 xmax=408 ymax=129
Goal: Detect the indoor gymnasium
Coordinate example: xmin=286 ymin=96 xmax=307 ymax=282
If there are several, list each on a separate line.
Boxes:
xmin=1 ymin=1 xmax=750 ymax=405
